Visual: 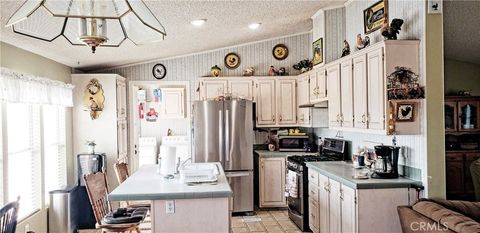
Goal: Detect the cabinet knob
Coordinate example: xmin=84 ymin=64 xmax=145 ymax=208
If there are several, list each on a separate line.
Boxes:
xmin=279 ymin=115 xmax=283 ymax=122
xmin=361 ymin=114 xmax=366 ymax=123
xmin=272 ymin=115 xmax=275 ymax=121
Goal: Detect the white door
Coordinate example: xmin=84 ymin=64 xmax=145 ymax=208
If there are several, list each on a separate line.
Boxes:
xmin=329 ymin=179 xmax=342 ymax=233
xmin=327 ymin=64 xmax=342 ymax=127
xmin=200 ymin=80 xmax=227 ymax=100
xmin=339 ymin=61 xmax=354 ymax=128
xmin=129 ymin=85 xmax=141 ymax=172
xmin=352 ymin=55 xmax=368 ymax=129
xmin=229 ymin=79 xmax=253 ymax=101
xmin=341 ymin=184 xmax=357 ymax=233
xmin=259 ymin=157 xmax=287 ymax=207
xmin=367 ymin=48 xmax=386 ymax=130
xmin=297 ymin=75 xmax=310 ymax=126
xmin=161 ymin=88 xmax=185 ymax=118
xmin=255 ymin=79 xmax=276 ymax=125
xmin=319 ymin=174 xmax=330 ymax=233
xmin=276 ymin=79 xmax=297 ymax=125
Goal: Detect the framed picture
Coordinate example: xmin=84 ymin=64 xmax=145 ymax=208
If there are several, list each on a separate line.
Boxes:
xmin=224 ymin=52 xmax=240 ymax=69
xmin=272 ymin=44 xmax=289 ymax=60
xmin=363 ymin=0 xmax=388 ymax=34
xmin=396 ymin=102 xmax=415 ymax=122
xmin=312 ymin=38 xmax=323 ymax=65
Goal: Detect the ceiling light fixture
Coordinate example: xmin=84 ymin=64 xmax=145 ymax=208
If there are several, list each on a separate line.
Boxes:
xmin=5 ymin=0 xmax=167 ymax=53
xmin=248 ymin=23 xmax=261 ymax=30
xmin=190 ymin=19 xmax=207 ymax=27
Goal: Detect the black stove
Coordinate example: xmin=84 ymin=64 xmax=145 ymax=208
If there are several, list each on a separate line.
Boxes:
xmin=286 ymin=138 xmax=348 ymax=232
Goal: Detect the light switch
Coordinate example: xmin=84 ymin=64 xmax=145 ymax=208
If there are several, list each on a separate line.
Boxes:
xmin=165 ymin=200 xmax=175 ymax=214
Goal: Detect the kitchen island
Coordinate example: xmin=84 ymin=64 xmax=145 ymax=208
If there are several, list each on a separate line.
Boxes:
xmin=109 ymin=163 xmax=232 ymax=233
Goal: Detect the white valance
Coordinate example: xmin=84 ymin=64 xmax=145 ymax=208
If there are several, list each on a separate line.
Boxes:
xmin=0 ymin=67 xmax=74 ymax=107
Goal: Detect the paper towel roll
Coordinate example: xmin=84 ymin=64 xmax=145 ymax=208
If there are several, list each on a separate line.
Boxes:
xmin=159 ymin=145 xmax=177 ymax=175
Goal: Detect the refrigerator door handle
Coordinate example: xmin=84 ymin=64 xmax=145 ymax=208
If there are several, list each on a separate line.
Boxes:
xmin=225 ymin=172 xmax=251 ymax=178
xmin=219 ymin=110 xmax=223 ymax=162
xmin=225 ymin=109 xmax=230 ymax=162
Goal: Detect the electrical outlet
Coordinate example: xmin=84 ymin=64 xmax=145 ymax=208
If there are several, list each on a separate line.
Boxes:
xmin=165 ymin=200 xmax=175 ymax=214
xmin=24 ymin=224 xmax=30 ymax=233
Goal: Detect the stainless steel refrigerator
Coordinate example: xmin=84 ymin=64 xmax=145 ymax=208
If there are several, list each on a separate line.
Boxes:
xmin=193 ymin=99 xmax=254 ymax=213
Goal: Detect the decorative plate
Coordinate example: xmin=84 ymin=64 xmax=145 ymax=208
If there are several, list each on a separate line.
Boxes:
xmin=224 ymin=52 xmax=240 ymax=69
xmin=272 ymin=44 xmax=289 ymax=60
xmin=152 ymin=63 xmax=167 ymax=79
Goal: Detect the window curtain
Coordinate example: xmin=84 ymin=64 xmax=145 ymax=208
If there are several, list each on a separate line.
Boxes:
xmin=0 ymin=67 xmax=74 ymax=107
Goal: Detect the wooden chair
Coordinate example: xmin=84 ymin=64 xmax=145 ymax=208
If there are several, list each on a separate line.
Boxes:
xmin=0 ymin=197 xmax=20 ymax=233
xmin=113 ymin=161 xmax=150 ymax=209
xmin=84 ymin=171 xmax=141 ymax=233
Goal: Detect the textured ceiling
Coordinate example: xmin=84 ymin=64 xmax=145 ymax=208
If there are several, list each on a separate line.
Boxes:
xmin=443 ymin=0 xmax=480 ymax=64
xmin=0 ymin=0 xmax=346 ymax=71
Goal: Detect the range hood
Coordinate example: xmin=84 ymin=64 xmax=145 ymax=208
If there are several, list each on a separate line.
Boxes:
xmin=299 ymin=99 xmax=328 ymax=108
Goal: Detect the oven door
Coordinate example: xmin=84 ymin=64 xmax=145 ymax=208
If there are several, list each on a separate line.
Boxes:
xmin=287 ymin=169 xmax=304 ymax=214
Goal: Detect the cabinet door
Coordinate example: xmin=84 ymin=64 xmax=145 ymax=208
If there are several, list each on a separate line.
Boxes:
xmin=229 ymin=79 xmax=253 ymax=101
xmin=458 ymin=101 xmax=479 ymax=131
xmin=200 ymin=80 xmax=227 ymax=100
xmin=339 ymin=61 xmax=354 ymax=128
xmin=318 ymin=174 xmax=330 ymax=233
xmin=329 ymin=179 xmax=341 ymax=233
xmin=161 ymin=88 xmax=185 ymax=118
xmin=116 ymin=79 xmax=127 ymax=119
xmin=308 ymin=199 xmax=320 ymax=233
xmin=446 ymin=153 xmax=465 ymax=197
xmin=276 ymin=79 xmax=297 ymax=125
xmin=117 ymin=119 xmax=128 ymax=158
xmin=444 ymin=101 xmax=458 ymax=132
xmin=327 ymin=64 xmax=342 ymax=127
xmin=309 ymin=73 xmax=318 ymax=102
xmin=341 ymin=184 xmax=357 ymax=233
xmin=352 ymin=55 xmax=368 ymax=129
xmin=367 ymin=48 xmax=386 ymax=130
xmin=297 ymin=75 xmax=311 ymax=126
xmin=465 ymin=153 xmax=480 ymax=197
xmin=255 ymin=79 xmax=276 ymax=125
xmin=259 ymin=157 xmax=287 ymax=207
xmin=316 ymin=68 xmax=327 ymax=99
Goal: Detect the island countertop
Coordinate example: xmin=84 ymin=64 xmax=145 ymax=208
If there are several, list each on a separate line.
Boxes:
xmin=108 ymin=163 xmax=233 ymax=201
xmin=306 ymin=161 xmax=423 ymax=189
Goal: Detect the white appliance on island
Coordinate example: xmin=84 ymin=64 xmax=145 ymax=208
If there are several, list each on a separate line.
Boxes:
xmin=193 ymin=99 xmax=254 ymax=213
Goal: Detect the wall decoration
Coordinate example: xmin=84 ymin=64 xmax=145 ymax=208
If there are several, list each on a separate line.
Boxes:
xmin=381 ymin=18 xmax=404 ymax=40
xmin=268 ymin=66 xmax=277 ymax=76
xmin=312 ymin=38 xmax=323 ymax=65
xmin=152 ymin=63 xmax=167 ymax=80
xmin=83 ymin=78 xmax=105 ymax=120
xmin=224 ymin=52 xmax=240 ymax=69
xmin=278 ymin=67 xmax=289 ymax=76
xmin=387 ymin=66 xmax=425 ymax=100
xmin=427 ymin=0 xmax=442 ymax=14
xmin=363 ymin=0 xmax=388 ymax=34
xmin=243 ymin=67 xmax=255 ymax=76
xmin=86 ymin=140 xmax=96 ymax=154
xmin=145 ymin=107 xmax=159 ymax=122
xmin=356 ymin=34 xmax=370 ymax=50
xmin=341 ymin=40 xmax=350 ymax=57
xmin=211 ymin=65 xmax=221 ymax=77
xmin=272 ymin=44 xmax=289 ymax=60
xmin=293 ymin=59 xmax=313 ymax=73
xmin=396 ymin=102 xmax=415 ymax=122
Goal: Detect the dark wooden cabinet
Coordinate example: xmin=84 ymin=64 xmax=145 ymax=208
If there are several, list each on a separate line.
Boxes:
xmin=444 ymin=101 xmax=458 ymax=132
xmin=446 ymin=152 xmax=480 ymax=200
xmin=458 ymin=101 xmax=480 ymax=131
xmin=465 ymin=153 xmax=480 ymax=196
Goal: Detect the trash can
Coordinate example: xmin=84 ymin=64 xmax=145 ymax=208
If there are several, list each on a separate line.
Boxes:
xmin=48 ymin=186 xmax=96 ymax=233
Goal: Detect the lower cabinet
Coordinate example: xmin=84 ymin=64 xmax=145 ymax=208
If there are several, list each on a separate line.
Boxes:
xmin=259 ymin=157 xmax=287 ymax=208
xmin=446 ymin=152 xmax=480 ymax=200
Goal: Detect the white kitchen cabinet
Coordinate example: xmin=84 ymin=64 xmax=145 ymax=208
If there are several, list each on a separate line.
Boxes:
xmin=259 ymin=157 xmax=287 ymax=208
xmin=276 ymin=79 xmax=297 ymax=125
xmin=229 ymin=79 xmax=254 ymax=101
xmin=318 ymin=174 xmax=330 ymax=233
xmin=297 ymin=74 xmax=311 ymax=126
xmin=116 ymin=79 xmax=127 ymax=120
xmin=339 ymin=61 xmax=354 ymax=128
xmin=329 ymin=179 xmax=342 ymax=233
xmin=341 ymin=185 xmax=357 ymax=233
xmin=327 ymin=63 xmax=342 ymax=127
xmin=352 ymin=55 xmax=368 ymax=129
xmin=255 ymin=79 xmax=276 ymax=126
xmin=367 ymin=48 xmax=386 ymax=131
xmin=117 ymin=119 xmax=128 ymax=158
xmin=309 ymin=68 xmax=327 ymax=103
xmin=199 ymin=80 xmax=227 ymax=100
xmin=161 ymin=88 xmax=185 ymax=118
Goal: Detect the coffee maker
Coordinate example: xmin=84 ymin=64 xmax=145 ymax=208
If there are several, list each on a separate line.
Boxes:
xmin=371 ymin=145 xmax=400 ymax=179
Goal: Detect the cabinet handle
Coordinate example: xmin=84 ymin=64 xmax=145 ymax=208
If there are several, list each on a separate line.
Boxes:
xmin=340 ymin=114 xmax=344 ymax=123
xmin=272 ymin=115 xmax=275 ymax=122
xmin=279 ymin=115 xmax=283 ymax=122
xmin=361 ymin=114 xmax=366 ymax=123
xmin=366 ymin=114 xmax=370 ymax=123
xmin=340 ymin=189 xmax=344 ymax=200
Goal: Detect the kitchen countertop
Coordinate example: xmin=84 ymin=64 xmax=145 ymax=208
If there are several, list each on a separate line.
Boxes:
xmin=254 ymin=150 xmax=318 ymax=158
xmin=108 ymin=163 xmax=232 ymax=201
xmin=306 ymin=161 xmax=423 ymax=189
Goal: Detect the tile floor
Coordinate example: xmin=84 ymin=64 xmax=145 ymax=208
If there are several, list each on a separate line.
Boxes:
xmin=79 ymin=210 xmax=301 ymax=233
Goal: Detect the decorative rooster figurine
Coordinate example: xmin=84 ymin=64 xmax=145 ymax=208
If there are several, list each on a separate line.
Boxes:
xmin=356 ymin=34 xmax=370 ymax=50
xmin=382 ymin=18 xmax=404 ymax=40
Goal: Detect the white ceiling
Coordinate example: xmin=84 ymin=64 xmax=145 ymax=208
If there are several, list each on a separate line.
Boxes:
xmin=0 ymin=0 xmax=346 ymax=71
xmin=443 ymin=0 xmax=480 ymax=64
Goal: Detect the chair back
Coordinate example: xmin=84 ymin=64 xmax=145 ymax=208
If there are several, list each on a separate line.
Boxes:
xmin=0 ymin=197 xmax=20 ymax=233
xmin=114 ymin=161 xmax=129 ymax=185
xmin=84 ymin=172 xmax=112 ymax=225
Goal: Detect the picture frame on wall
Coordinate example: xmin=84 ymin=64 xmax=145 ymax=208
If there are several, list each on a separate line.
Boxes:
xmin=396 ymin=102 xmax=415 ymax=122
xmin=363 ymin=0 xmax=388 ymax=34
xmin=312 ymin=38 xmax=323 ymax=66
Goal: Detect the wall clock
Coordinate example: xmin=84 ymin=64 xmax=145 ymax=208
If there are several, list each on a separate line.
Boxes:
xmin=224 ymin=52 xmax=240 ymax=69
xmin=272 ymin=44 xmax=289 ymax=60
xmin=152 ymin=63 xmax=167 ymax=79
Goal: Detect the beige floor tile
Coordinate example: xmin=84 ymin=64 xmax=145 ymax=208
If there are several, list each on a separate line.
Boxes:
xmin=264 ymin=224 xmax=285 ymax=233
xmin=284 ymin=230 xmax=302 ymax=233
xmin=256 ymin=211 xmax=272 ymax=217
xmin=272 ymin=214 xmax=289 ymax=221
xmin=232 ymin=221 xmax=247 ymax=228
xmin=232 ymin=227 xmax=249 ymax=233
xmin=232 ymin=217 xmax=245 ymax=223
xmin=247 ymin=222 xmax=266 ymax=232
xmin=277 ymin=220 xmax=298 ymax=230
xmin=259 ymin=216 xmax=275 ymax=222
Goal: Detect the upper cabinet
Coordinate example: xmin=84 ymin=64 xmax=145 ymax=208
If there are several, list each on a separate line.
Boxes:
xmin=161 ymin=88 xmax=185 ymax=118
xmin=444 ymin=96 xmax=480 ymax=132
xmin=276 ymin=79 xmax=297 ymax=125
xmin=229 ymin=79 xmax=254 ymax=101
xmin=297 ymin=74 xmax=311 ymax=126
xmin=199 ymin=80 xmax=227 ymax=100
xmin=255 ymin=78 xmax=297 ymax=127
xmin=255 ymin=79 xmax=277 ymax=126
xmin=309 ymin=68 xmax=327 ymax=104
xmin=198 ymin=78 xmax=254 ymax=101
xmin=327 ymin=63 xmax=341 ymax=128
xmin=366 ymin=48 xmax=386 ymax=131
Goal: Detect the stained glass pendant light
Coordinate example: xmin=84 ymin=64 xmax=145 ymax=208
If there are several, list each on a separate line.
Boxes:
xmin=5 ymin=0 xmax=167 ymax=53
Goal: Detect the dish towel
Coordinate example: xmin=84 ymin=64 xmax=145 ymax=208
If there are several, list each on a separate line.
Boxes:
xmin=285 ymin=170 xmax=298 ymax=198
